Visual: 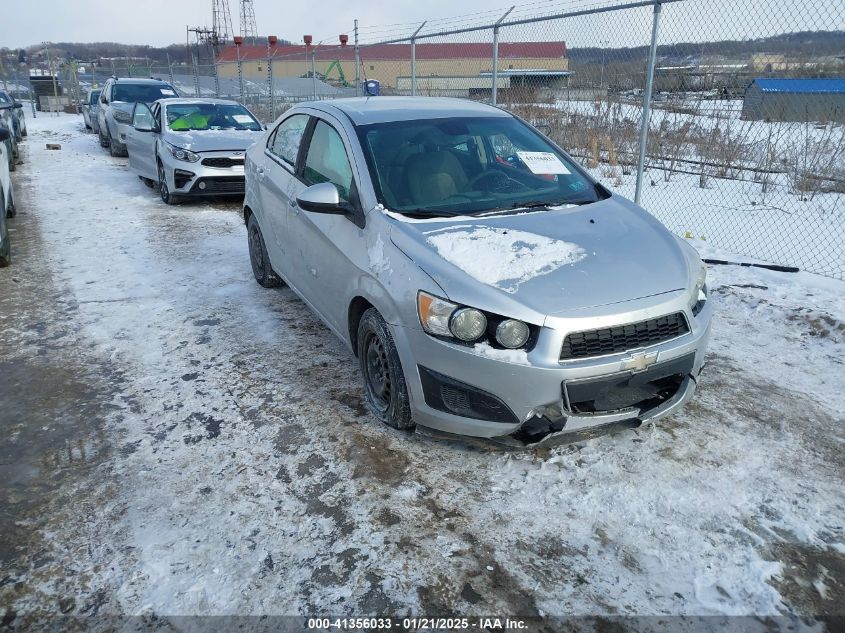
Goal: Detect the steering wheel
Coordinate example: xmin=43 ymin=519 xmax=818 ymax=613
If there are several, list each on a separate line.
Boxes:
xmin=467 ymin=169 xmax=530 ymax=194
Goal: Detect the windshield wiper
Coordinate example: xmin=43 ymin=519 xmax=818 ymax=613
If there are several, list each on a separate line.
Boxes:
xmin=392 ymin=208 xmax=471 ymax=219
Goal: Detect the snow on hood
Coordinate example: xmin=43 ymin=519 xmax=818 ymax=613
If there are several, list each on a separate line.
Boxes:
xmin=164 ymin=128 xmax=261 ymax=153
xmin=388 ymin=196 xmax=691 ymax=315
xmin=425 ymin=225 xmax=586 ymax=294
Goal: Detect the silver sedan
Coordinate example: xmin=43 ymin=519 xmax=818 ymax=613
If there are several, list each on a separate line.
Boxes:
xmin=125 ymin=98 xmax=264 ymax=204
xmin=243 ymin=97 xmax=712 ymax=447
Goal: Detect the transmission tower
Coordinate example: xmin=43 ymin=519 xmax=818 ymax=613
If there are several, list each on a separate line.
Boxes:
xmin=239 ymin=0 xmax=258 ymax=45
xmin=212 ymin=0 xmax=235 ymax=48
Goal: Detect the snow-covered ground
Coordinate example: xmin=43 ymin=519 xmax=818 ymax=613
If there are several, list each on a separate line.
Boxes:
xmin=1 ymin=112 xmax=843 ymax=628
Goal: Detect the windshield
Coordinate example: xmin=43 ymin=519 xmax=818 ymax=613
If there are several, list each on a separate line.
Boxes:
xmin=112 ymin=83 xmax=177 ymax=103
xmin=165 ymin=103 xmax=262 ymax=132
xmin=356 ymin=116 xmax=602 ymax=216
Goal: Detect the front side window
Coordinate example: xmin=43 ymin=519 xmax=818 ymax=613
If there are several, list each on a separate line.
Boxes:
xmin=356 ymin=116 xmax=602 ymax=216
xmin=165 ymin=103 xmax=261 ymax=132
xmin=269 ymin=114 xmax=308 ymax=166
xmin=132 ymin=103 xmax=154 ymax=128
xmin=303 ymin=120 xmax=354 ymax=201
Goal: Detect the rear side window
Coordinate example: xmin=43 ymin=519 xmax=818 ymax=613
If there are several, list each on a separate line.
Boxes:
xmin=303 ymin=120 xmax=354 ymax=201
xmin=269 ymin=114 xmax=309 ymax=166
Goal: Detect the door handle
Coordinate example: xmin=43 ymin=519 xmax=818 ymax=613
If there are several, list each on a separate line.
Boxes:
xmin=256 ymin=167 xmax=265 ymax=180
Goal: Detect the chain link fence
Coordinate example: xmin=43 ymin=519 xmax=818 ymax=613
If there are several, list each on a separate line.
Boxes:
xmin=2 ymin=0 xmax=842 ymax=278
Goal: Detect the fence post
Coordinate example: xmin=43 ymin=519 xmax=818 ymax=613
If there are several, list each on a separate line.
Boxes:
xmin=312 ymin=48 xmax=317 ymax=100
xmin=410 ymin=21 xmax=426 ymax=96
xmin=491 ymin=6 xmax=514 ymax=106
xmin=213 ymin=61 xmax=220 ymax=98
xmin=192 ymin=54 xmax=200 ymax=96
xmin=354 ymin=20 xmax=361 ymax=96
xmin=166 ymin=53 xmax=174 ymax=86
xmin=634 ymin=1 xmax=662 ymax=205
xmin=237 ymin=44 xmax=245 ymax=103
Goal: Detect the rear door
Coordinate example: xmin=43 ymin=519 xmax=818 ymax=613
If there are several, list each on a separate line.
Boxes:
xmin=257 ymin=112 xmax=310 ymax=280
xmin=126 ymin=102 xmax=158 ymax=180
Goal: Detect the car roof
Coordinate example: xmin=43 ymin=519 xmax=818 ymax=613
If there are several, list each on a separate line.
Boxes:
xmin=306 ymin=96 xmax=511 ymax=125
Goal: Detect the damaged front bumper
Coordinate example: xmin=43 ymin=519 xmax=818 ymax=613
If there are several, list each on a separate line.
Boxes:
xmin=394 ymin=291 xmax=712 ymax=447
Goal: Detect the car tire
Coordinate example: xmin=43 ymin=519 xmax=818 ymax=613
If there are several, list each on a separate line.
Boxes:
xmin=6 ymin=188 xmax=15 ymax=218
xmin=98 ymin=124 xmax=109 ymax=148
xmin=0 ymin=233 xmax=9 ymax=267
xmin=0 ymin=193 xmax=9 ymax=268
xmin=157 ymin=162 xmax=180 ymax=205
xmin=247 ymin=214 xmax=282 ymax=288
xmin=139 ymin=176 xmax=155 ymax=188
xmin=109 ymin=135 xmax=127 ymax=158
xmin=357 ymin=308 xmax=414 ymax=431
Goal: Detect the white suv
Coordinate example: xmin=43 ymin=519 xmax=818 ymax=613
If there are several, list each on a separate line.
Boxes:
xmin=97 ymin=78 xmax=179 ymax=157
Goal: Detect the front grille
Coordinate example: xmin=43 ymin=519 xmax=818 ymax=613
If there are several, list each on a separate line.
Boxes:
xmin=201 ymin=157 xmax=244 ymax=168
xmin=560 ymin=312 xmax=690 ymax=360
xmin=191 ymin=176 xmax=245 ymax=194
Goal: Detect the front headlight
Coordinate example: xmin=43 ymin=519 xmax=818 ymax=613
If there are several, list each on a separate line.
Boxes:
xmin=417 ymin=291 xmax=532 ymax=348
xmin=112 ymin=108 xmax=131 ymax=124
xmin=166 ymin=142 xmax=200 ymax=163
xmin=691 ymin=264 xmax=707 ymax=315
xmin=450 ymin=308 xmax=487 ymax=342
xmin=496 ymin=319 xmax=530 ymax=348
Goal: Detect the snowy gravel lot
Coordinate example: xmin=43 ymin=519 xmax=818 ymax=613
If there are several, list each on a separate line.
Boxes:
xmin=1 ymin=113 xmax=843 ymax=629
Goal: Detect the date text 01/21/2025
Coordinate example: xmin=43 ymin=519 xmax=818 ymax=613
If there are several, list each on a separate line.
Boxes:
xmin=306 ymin=617 xmax=528 ymax=630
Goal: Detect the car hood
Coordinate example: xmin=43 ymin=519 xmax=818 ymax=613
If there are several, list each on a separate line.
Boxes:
xmin=163 ymin=129 xmax=261 ymax=152
xmin=387 ymin=195 xmax=691 ymax=316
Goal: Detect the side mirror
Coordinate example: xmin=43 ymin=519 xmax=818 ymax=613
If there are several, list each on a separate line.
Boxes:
xmin=296 ymin=182 xmax=354 ymax=215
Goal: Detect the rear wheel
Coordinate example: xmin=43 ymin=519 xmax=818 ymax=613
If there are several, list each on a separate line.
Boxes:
xmin=0 ymin=192 xmax=9 ymax=268
xmin=247 ymin=214 xmax=281 ymax=288
xmin=357 ymin=308 xmax=414 ymax=430
xmin=6 ymin=187 xmax=16 ymax=218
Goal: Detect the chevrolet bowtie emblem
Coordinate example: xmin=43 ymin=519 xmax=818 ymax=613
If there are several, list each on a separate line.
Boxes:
xmin=621 ymin=351 xmax=659 ymax=373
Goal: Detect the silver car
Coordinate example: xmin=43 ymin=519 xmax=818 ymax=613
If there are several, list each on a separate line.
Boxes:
xmin=81 ymin=89 xmax=101 ymax=133
xmin=0 ymin=123 xmax=16 ymax=267
xmin=125 ymin=98 xmax=263 ymax=204
xmin=97 ymin=77 xmax=179 ymax=157
xmin=243 ymin=97 xmax=712 ymax=446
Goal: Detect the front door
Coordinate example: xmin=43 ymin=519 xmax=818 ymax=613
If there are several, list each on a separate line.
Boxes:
xmin=289 ymin=117 xmax=365 ymax=334
xmin=126 ymin=102 xmax=158 ymax=180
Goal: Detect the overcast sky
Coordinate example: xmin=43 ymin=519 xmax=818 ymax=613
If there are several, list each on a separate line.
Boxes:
xmin=2 ymin=0 xmax=841 ymax=51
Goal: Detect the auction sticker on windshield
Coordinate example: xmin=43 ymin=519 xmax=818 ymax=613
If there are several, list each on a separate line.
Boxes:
xmin=233 ymin=115 xmax=253 ymax=123
xmin=516 ymin=151 xmax=571 ymax=175
xmin=160 ymin=89 xmax=176 ymax=96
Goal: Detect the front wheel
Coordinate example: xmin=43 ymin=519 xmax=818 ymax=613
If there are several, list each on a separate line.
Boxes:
xmin=247 ymin=214 xmax=281 ymax=288
xmin=98 ymin=124 xmax=109 ymax=147
xmin=158 ymin=162 xmax=180 ymax=205
xmin=357 ymin=308 xmax=414 ymax=430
